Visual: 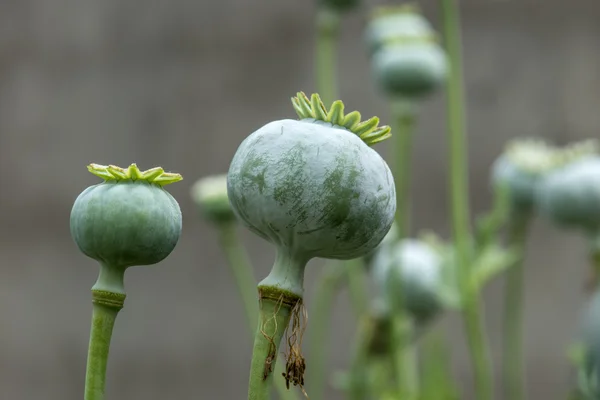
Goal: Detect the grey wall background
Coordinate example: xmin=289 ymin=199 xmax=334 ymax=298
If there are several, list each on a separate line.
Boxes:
xmin=1 ymin=0 xmax=599 ymax=399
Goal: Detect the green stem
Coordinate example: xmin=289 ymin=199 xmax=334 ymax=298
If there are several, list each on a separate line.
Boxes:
xmin=420 ymin=331 xmax=459 ymax=399
xmin=85 ymin=264 xmax=126 ymax=400
xmin=316 ymin=7 xmax=340 ymax=105
xmin=217 ymin=223 xmax=259 ymax=332
xmin=345 ymin=258 xmax=369 ymax=318
xmin=391 ymin=315 xmax=419 ymax=400
xmin=389 ymin=99 xmax=419 ymax=399
xmin=502 ymin=213 xmax=531 ymax=400
xmin=440 ymin=0 xmax=494 ymax=399
xmin=391 ymin=100 xmax=417 ymax=238
xmin=347 ymin=316 xmax=376 ymax=400
xmin=248 ymin=252 xmax=307 ymax=400
xmin=248 ymin=294 xmax=298 ymax=400
xmin=307 ymin=261 xmax=346 ymax=400
xmin=217 ymin=224 xmax=298 ymax=400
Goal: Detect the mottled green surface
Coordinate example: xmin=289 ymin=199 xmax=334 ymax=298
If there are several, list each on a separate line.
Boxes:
xmin=70 ymin=180 xmax=182 ymax=268
xmin=228 ymin=119 xmax=395 ymax=262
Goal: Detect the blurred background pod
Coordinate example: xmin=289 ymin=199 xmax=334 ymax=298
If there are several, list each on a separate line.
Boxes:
xmin=371 ymin=38 xmax=447 ymax=100
xmin=491 ymin=138 xmax=560 ymax=215
xmin=364 ymin=3 xmax=435 ymax=57
xmin=371 ymin=238 xmax=444 ymax=325
xmin=190 ymin=174 xmax=237 ymax=226
xmin=536 ymin=155 xmax=600 ymax=234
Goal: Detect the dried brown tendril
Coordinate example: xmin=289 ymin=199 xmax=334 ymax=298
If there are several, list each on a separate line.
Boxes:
xmin=282 ymin=300 xmax=309 ymax=398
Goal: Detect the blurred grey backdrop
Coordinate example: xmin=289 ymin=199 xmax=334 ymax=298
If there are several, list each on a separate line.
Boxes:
xmin=1 ymin=0 xmax=599 ymax=399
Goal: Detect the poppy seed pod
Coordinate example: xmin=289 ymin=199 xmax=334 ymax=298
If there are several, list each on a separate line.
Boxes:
xmin=71 ymin=164 xmax=182 ymax=274
xmin=365 ymin=4 xmax=435 ymax=56
xmin=238 ymin=93 xmax=396 ymax=398
xmin=191 ymin=174 xmax=236 ymax=225
xmin=228 ymin=92 xmax=396 ymax=295
xmin=536 ymin=148 xmax=600 ymax=234
xmin=372 ymin=239 xmax=443 ymax=323
xmin=372 ymin=38 xmax=447 ymax=99
xmin=491 ymin=138 xmax=560 ymax=214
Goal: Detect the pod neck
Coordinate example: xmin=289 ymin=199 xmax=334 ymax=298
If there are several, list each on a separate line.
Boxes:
xmin=258 ymin=248 xmax=309 ymax=299
xmin=92 ymin=263 xmax=126 ymax=296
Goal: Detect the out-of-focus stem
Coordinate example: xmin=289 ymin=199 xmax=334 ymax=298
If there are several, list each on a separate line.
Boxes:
xmin=391 ymin=100 xmax=417 ymax=238
xmin=502 ymin=212 xmax=531 ymax=400
xmin=217 ymin=223 xmax=259 ymax=332
xmin=345 ymin=257 xmax=369 ymax=318
xmin=440 ymin=0 xmax=494 ymax=398
xmin=307 ymin=261 xmax=346 ymax=400
xmin=217 ymin=223 xmax=297 ymax=400
xmin=316 ymin=7 xmax=340 ymax=105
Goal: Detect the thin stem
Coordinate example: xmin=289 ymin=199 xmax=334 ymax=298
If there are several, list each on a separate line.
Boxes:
xmin=391 ymin=315 xmax=419 ymax=400
xmin=420 ymin=331 xmax=460 ymax=399
xmin=502 ymin=213 xmax=531 ymax=400
xmin=216 ymin=224 xmax=298 ymax=400
xmin=316 ymin=7 xmax=340 ymax=105
xmin=247 ymin=293 xmax=298 ymax=400
xmin=462 ymin=294 xmax=494 ymax=400
xmin=391 ymin=100 xmax=417 ymax=238
xmin=306 ymin=261 xmax=346 ymax=400
xmin=440 ymin=0 xmax=494 ymax=398
xmin=345 ymin=257 xmax=369 ymax=318
xmin=347 ymin=316 xmax=377 ymax=400
xmin=84 ymin=290 xmax=125 ymax=400
xmin=217 ymin=223 xmax=259 ymax=332
xmin=389 ymin=99 xmax=419 ymax=399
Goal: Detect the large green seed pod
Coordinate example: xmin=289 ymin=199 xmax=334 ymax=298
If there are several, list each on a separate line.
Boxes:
xmin=238 ymin=93 xmax=395 ymax=399
xmin=228 ymin=93 xmax=396 ymax=271
xmin=71 ymin=164 xmax=182 ymax=275
xmin=372 ymin=38 xmax=447 ymax=99
xmin=190 ymin=174 xmax=236 ymax=225
xmin=536 ymin=151 xmax=600 ymax=234
xmin=365 ymin=4 xmax=435 ymax=56
xmin=372 ymin=238 xmax=443 ymax=323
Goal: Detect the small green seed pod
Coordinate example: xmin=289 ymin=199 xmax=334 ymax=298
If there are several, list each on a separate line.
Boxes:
xmin=372 ymin=239 xmax=443 ymax=323
xmin=365 ymin=4 xmax=435 ymax=56
xmin=190 ymin=174 xmax=236 ymax=225
xmin=536 ymin=152 xmax=600 ymax=234
xmin=491 ymin=138 xmax=560 ymax=214
xmin=71 ymin=164 xmax=182 ymax=283
xmin=71 ymin=163 xmax=182 ymax=400
xmin=372 ymin=39 xmax=447 ymax=99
